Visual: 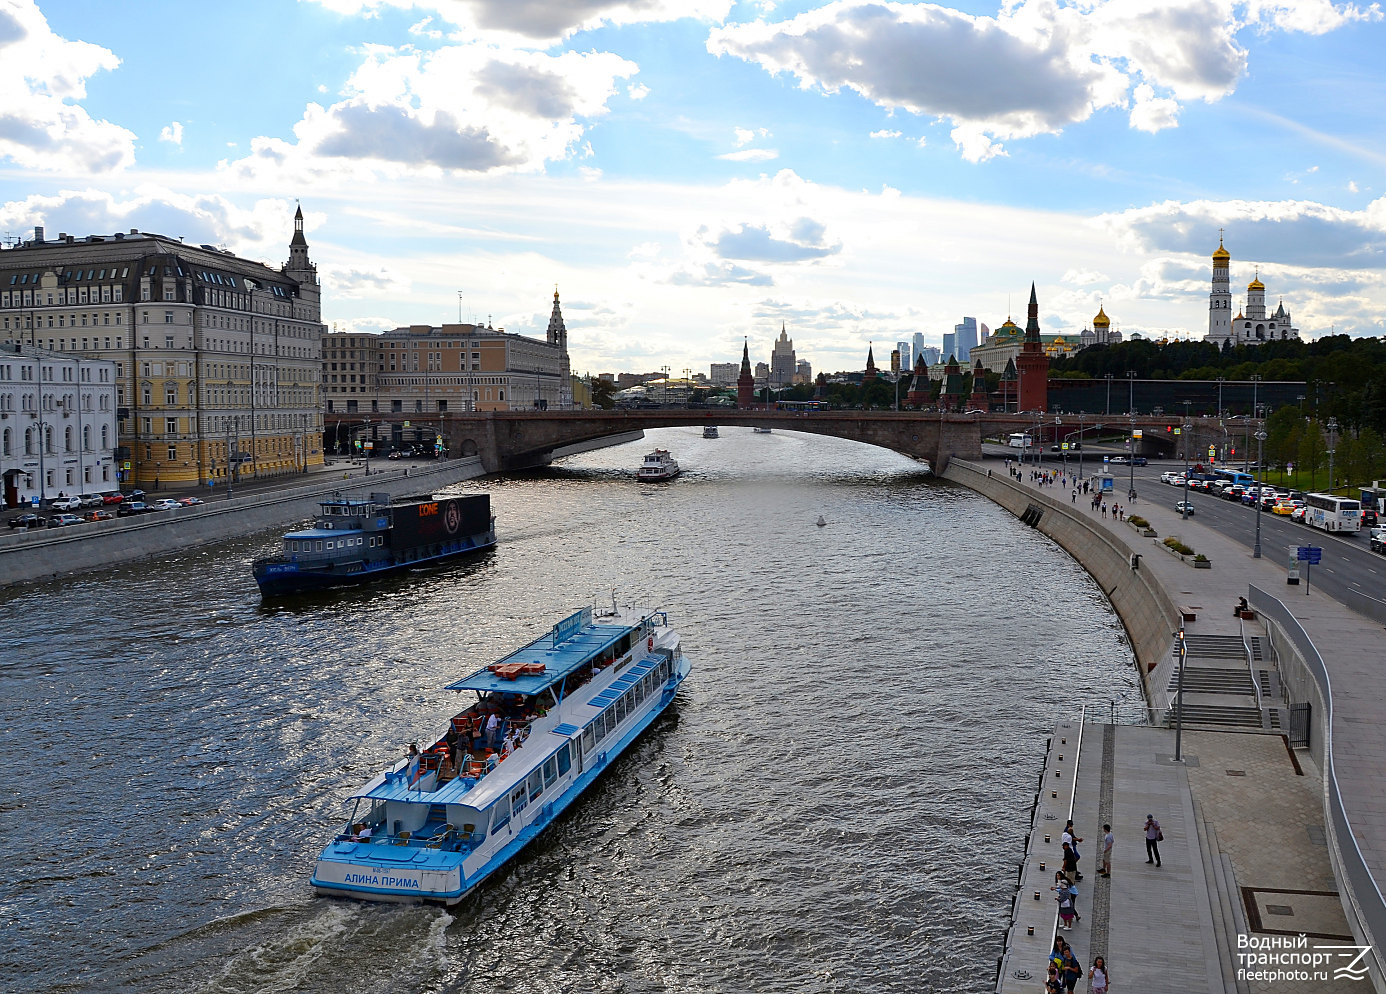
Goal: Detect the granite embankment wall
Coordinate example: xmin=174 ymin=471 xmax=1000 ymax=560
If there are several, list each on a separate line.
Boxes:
xmin=943 ymin=459 xmax=1180 ymax=701
xmin=0 ymin=456 xmax=486 ymax=587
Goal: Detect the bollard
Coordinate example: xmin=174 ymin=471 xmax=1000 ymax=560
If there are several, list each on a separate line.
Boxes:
xmin=1039 ymin=862 xmax=1046 ymax=871
xmin=1027 ymin=925 xmax=1035 ymax=936
xmin=1055 ymin=770 xmax=1061 ymax=778
xmin=1058 ymin=754 xmax=1063 ymax=761
xmin=1034 ymin=890 xmax=1041 ymax=901
xmin=1061 ymin=737 xmax=1067 ymax=745
xmin=1044 ymin=833 xmax=1050 ymax=843
xmin=1051 ymin=790 xmax=1058 ymax=798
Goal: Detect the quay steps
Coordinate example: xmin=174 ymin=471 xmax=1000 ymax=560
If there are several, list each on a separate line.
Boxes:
xmin=1175 ymin=635 xmax=1248 ymax=660
xmin=1163 ymin=703 xmax=1265 ymax=730
xmin=1167 ymin=667 xmax=1257 ymax=696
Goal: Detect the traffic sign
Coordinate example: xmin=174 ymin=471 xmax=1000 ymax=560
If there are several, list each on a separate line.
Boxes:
xmin=1208 ymin=446 xmax=1215 ymax=458
xmin=1133 ymin=430 xmax=1143 ymax=439
xmin=1103 ymin=455 xmax=1110 ymax=464
xmin=1297 ymin=546 xmax=1323 ymax=563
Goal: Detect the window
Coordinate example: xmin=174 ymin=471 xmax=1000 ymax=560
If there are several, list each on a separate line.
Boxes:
xmin=165 ymin=384 xmax=177 ymax=405
xmin=542 ymin=756 xmax=558 ymax=786
xmin=165 ymin=417 xmax=177 ymax=435
xmin=557 ymin=743 xmax=571 ymax=776
xmin=510 ymin=785 xmax=528 ymax=817
xmin=592 ymin=716 xmax=606 ymax=744
xmin=167 ymin=444 xmax=177 ymax=461
xmin=164 ymin=311 xmax=173 ymax=324
xmin=526 ymin=768 xmax=544 ymax=802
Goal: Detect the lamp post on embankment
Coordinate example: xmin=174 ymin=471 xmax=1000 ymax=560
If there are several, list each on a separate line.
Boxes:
xmin=1254 ymin=428 xmax=1267 ymax=558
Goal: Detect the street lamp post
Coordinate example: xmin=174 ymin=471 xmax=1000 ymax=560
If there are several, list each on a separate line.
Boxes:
xmin=1173 ymin=627 xmax=1187 ymax=762
xmin=1217 ymin=377 xmax=1225 ymax=420
xmin=1327 ymin=417 xmax=1339 ymax=494
xmin=1127 ymin=370 xmax=1137 ymax=415
xmin=1078 ymin=413 xmax=1084 ymax=479
xmin=1253 ymin=428 xmax=1267 ymax=558
xmin=1181 ymin=421 xmax=1192 ymax=520
xmin=1105 ymin=373 xmax=1113 ymax=416
xmin=1129 ymin=417 xmax=1136 ymax=498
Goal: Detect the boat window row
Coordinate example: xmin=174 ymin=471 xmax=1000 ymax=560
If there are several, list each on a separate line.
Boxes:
xmin=580 ymin=659 xmax=672 ymax=756
xmin=287 ymin=535 xmax=382 ymax=553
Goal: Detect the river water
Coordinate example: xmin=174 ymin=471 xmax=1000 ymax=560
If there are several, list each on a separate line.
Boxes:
xmin=1 ymin=427 xmax=1144 ymax=994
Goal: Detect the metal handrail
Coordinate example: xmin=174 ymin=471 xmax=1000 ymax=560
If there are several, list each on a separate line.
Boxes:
xmin=1237 ymin=616 xmax=1263 ymax=710
xmin=1248 ymin=585 xmax=1386 ymax=970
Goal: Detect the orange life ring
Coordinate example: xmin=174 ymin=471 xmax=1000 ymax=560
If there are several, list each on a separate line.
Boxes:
xmin=647 ymin=635 xmax=654 ymax=651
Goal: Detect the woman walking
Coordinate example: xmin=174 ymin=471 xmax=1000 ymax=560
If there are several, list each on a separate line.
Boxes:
xmin=1089 ymin=956 xmax=1110 ymax=994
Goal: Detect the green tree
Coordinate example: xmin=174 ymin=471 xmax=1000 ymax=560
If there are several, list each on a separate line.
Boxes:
xmin=1298 ymin=420 xmax=1326 ymax=491
xmin=590 ymin=377 xmax=616 ymax=410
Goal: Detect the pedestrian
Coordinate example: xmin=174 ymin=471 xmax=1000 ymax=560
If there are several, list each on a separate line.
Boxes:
xmin=1061 ymin=840 xmax=1079 ymax=884
xmin=1072 ymin=489 xmax=1077 ymax=503
xmin=1088 ymin=956 xmax=1109 ymax=994
xmin=1044 ymin=966 xmax=1063 ymax=994
xmin=1053 ymin=871 xmax=1076 ymax=929
xmin=1100 ymin=823 xmax=1113 ymax=877
xmin=1061 ymin=945 xmax=1082 ymax=993
xmin=486 ymin=712 xmax=501 ymax=750
xmin=1062 ymin=820 xmax=1083 ymax=880
xmin=1144 ymin=813 xmax=1162 ymax=866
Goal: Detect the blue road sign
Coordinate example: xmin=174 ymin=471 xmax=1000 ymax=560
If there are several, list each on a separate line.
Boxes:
xmin=1297 ymin=546 xmax=1323 ymax=563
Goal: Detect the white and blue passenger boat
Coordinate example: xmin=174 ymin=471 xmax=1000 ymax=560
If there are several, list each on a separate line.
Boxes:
xmin=310 ymin=603 xmax=691 ymax=904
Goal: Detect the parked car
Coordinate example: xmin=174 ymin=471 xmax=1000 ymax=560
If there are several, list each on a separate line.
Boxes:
xmin=178 ymin=496 xmax=205 ymax=506
xmin=78 ymin=493 xmax=104 ymax=508
xmin=47 ymin=513 xmax=85 ymax=527
xmin=85 ymin=508 xmax=114 ymax=521
xmin=116 ymin=501 xmax=151 ymax=517
xmin=149 ymin=499 xmax=182 ymax=511
xmin=1175 ymin=501 xmax=1195 ymax=515
xmin=49 ymin=495 xmax=82 ymax=511
xmin=121 ymin=489 xmax=146 ymax=502
xmin=1110 ymin=455 xmax=1129 ymax=464
xmin=102 ymin=492 xmax=125 ymax=504
xmin=8 ymin=513 xmax=46 ymax=529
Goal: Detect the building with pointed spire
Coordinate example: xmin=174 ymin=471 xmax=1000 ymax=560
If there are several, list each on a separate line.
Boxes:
xmin=968 ymin=358 xmax=990 ymax=411
xmin=863 ymin=343 xmax=878 ymax=383
xmin=1205 ymin=237 xmax=1299 ymax=346
xmin=1016 ymin=283 xmax=1049 ymax=412
xmin=770 ymin=322 xmax=796 ymax=386
xmin=939 ymin=354 xmax=968 ymax=410
xmin=0 ymin=205 xmax=325 ymax=488
xmin=546 ymin=287 xmax=572 ymax=408
xmin=737 ymin=338 xmax=755 ymax=408
xmin=905 ymin=352 xmax=932 ymax=407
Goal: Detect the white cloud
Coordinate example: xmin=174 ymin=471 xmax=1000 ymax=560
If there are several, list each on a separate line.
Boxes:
xmin=159 ymin=121 xmax=184 ymax=146
xmin=1128 ymin=84 xmax=1180 ymax=133
xmin=1242 ymin=0 xmax=1382 ymax=35
xmin=869 ymin=129 xmax=901 ymax=139
xmin=718 ymin=148 xmax=778 ymax=162
xmin=1062 ymin=268 xmax=1109 ymax=285
xmin=1349 ymin=180 xmax=1360 ymax=193
xmin=0 ymin=188 xmax=302 ymax=262
xmin=627 ymin=82 xmax=650 ymax=100
xmin=309 ymin=0 xmax=734 ymax=45
xmin=223 ymin=43 xmax=637 ymax=182
xmin=708 ymin=0 xmax=1364 ymax=161
xmin=0 ymin=0 xmax=135 ymax=172
xmin=329 ymin=266 xmax=411 ymax=298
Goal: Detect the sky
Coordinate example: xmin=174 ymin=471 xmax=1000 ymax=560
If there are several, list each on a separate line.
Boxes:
xmin=1 ymin=0 xmax=1385 ymax=377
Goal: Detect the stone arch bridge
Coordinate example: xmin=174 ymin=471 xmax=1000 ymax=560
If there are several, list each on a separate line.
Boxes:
xmin=324 ymin=410 xmax=1193 ymax=475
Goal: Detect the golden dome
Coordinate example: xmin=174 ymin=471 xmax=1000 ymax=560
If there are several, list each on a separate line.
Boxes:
xmin=1092 ymin=305 xmax=1110 ymax=328
xmin=1248 ymin=278 xmax=1264 ymax=291
xmin=1212 ymin=244 xmax=1230 ymax=263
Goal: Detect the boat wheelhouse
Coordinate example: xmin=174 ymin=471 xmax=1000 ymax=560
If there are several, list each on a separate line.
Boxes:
xmin=636 ymin=449 xmax=680 ymax=481
xmin=252 ymin=492 xmax=495 ymax=596
xmin=311 ymin=604 xmax=690 ymax=905
xmin=702 ymin=426 xmax=719 ymax=439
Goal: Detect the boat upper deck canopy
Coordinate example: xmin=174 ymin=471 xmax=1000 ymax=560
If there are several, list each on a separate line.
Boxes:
xmin=446 ymin=608 xmax=645 ymax=697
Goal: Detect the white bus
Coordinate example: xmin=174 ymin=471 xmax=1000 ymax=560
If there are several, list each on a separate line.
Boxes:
xmin=1304 ymin=493 xmax=1362 ymax=532
xmin=1007 ymin=433 xmax=1033 ymax=449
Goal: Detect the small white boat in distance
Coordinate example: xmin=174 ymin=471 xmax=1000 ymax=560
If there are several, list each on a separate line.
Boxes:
xmin=702 ymin=426 xmax=719 ymax=439
xmin=637 ymin=449 xmax=680 ymax=481
xmin=816 ymin=516 xmax=827 ymax=527
xmin=752 ymin=426 xmax=772 ymax=434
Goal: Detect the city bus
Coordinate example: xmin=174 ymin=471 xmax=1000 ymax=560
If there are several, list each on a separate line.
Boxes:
xmin=1303 ymin=493 xmax=1362 ymax=532
xmin=1007 ymin=433 xmax=1033 ymax=448
xmin=775 ymin=400 xmax=829 ymax=412
xmin=1212 ymin=469 xmax=1255 ymax=488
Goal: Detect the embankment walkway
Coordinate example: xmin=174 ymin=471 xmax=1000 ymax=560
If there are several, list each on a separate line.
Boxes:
xmin=949 ymin=458 xmax=1386 ymax=991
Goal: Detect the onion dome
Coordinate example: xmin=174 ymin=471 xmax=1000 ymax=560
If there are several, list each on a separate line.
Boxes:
xmin=1212 ymin=241 xmax=1230 ymax=263
xmin=1248 ymin=277 xmax=1264 ymax=291
xmin=1092 ymin=305 xmax=1110 ymax=328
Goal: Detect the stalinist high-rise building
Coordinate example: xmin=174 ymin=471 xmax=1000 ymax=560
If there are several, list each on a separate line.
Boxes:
xmin=770 ymin=323 xmax=796 ymax=386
